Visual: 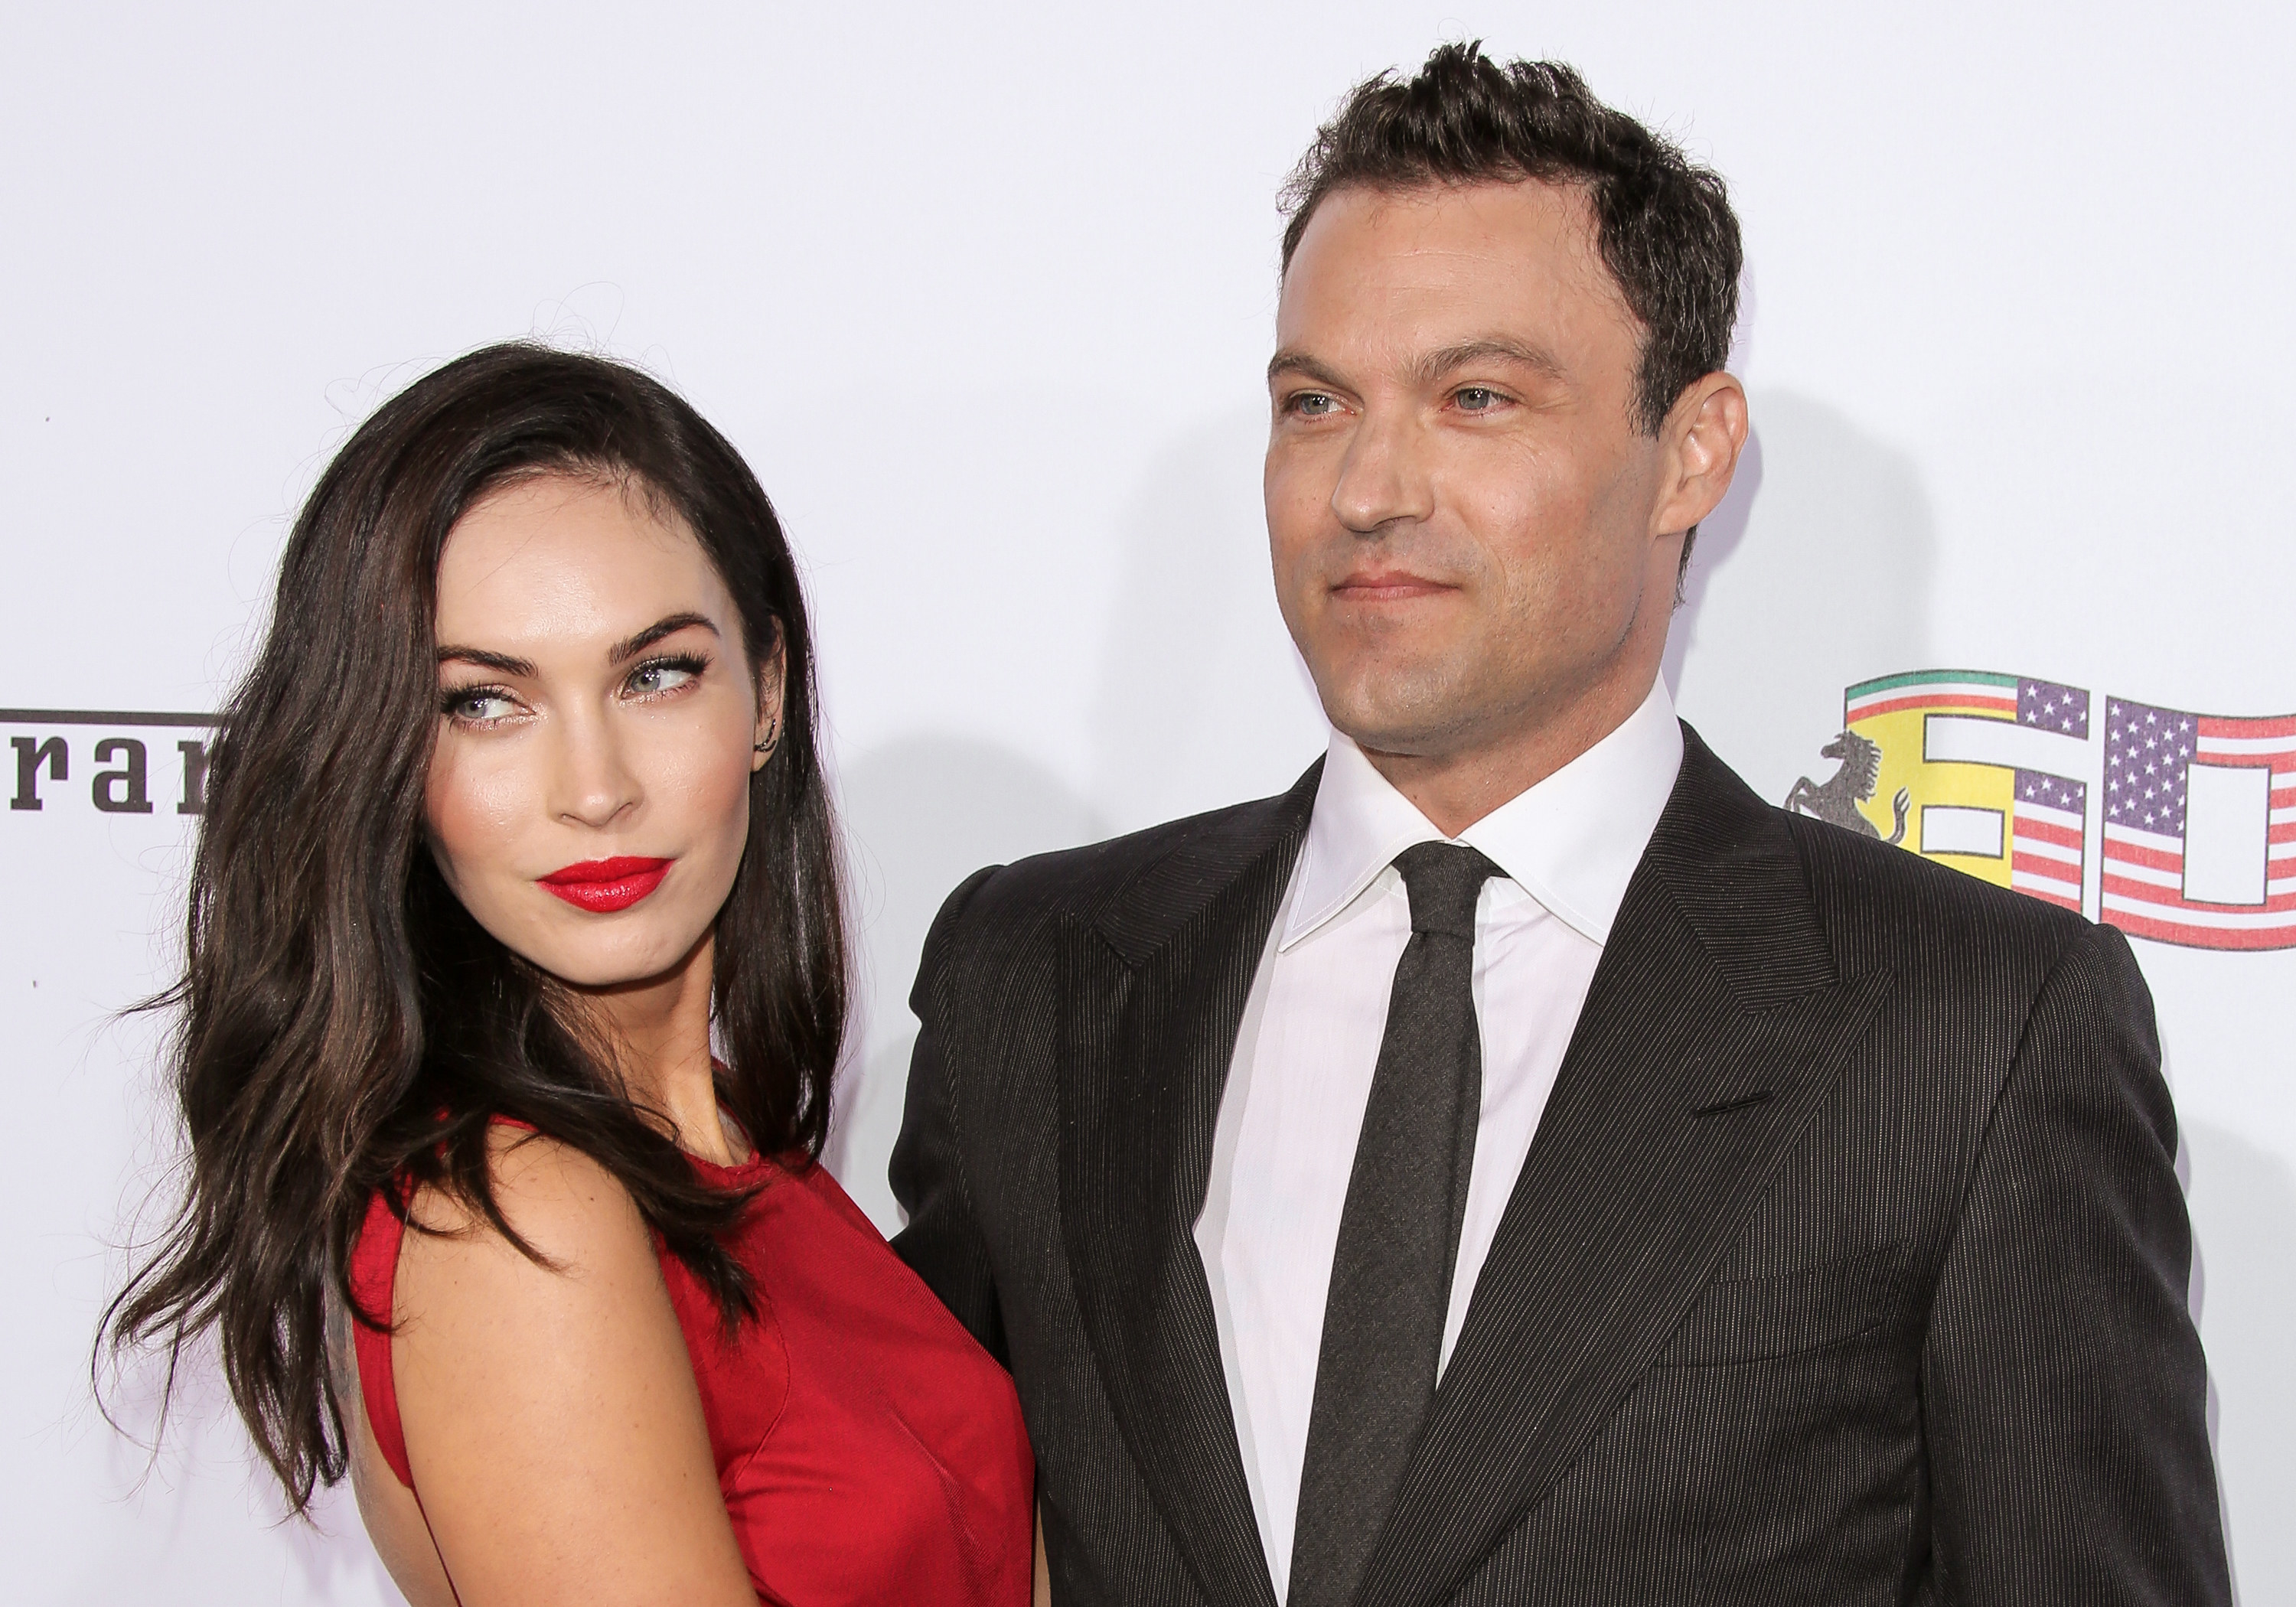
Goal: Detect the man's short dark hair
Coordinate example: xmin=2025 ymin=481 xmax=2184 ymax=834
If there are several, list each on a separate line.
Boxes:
xmin=1280 ymin=44 xmax=1742 ymax=439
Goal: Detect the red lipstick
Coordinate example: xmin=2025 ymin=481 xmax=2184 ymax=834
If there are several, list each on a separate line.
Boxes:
xmin=538 ymin=856 xmax=673 ymax=913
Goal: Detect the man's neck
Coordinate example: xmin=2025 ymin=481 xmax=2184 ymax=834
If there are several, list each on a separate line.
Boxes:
xmin=1355 ymin=674 xmax=1660 ymax=839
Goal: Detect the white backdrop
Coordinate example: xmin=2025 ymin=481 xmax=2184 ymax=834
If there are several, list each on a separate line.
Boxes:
xmin=5 ymin=3 xmax=2290 ymax=1600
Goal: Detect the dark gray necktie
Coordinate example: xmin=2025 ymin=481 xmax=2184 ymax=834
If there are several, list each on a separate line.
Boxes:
xmin=1290 ymin=841 xmax=1499 ymax=1607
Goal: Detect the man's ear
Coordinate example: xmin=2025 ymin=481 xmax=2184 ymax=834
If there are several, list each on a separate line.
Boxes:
xmin=1650 ymin=372 xmax=1749 ymax=539
xmin=752 ymin=621 xmax=788 ymax=771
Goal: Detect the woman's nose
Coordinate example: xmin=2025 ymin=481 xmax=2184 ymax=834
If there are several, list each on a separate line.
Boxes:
xmin=548 ymin=709 xmax=642 ymax=830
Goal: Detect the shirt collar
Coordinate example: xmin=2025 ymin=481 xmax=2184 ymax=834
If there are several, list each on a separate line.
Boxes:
xmin=1282 ymin=678 xmax=1684 ymax=950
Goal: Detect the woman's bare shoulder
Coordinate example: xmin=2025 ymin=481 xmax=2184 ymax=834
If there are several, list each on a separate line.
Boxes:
xmin=390 ymin=1126 xmax=681 ymax=1452
xmin=402 ymin=1124 xmax=651 ymax=1266
xmin=388 ymin=1126 xmax=755 ymax=1605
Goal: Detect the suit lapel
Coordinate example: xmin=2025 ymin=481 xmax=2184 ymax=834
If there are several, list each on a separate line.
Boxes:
xmin=1059 ymin=766 xmax=1320 ymax=1607
xmin=1353 ymin=727 xmax=1894 ymax=1607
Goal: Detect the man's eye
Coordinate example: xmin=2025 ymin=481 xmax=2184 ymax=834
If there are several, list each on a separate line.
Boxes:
xmin=1456 ymin=386 xmax=1504 ymax=412
xmin=1290 ymin=392 xmax=1339 ymax=417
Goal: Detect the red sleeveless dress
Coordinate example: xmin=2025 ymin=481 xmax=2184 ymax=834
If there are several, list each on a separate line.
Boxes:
xmin=349 ymin=1140 xmax=1033 ymax=1605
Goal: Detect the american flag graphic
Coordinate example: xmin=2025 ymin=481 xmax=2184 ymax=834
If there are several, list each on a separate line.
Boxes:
xmin=2015 ymin=676 xmax=2090 ymax=740
xmin=2101 ymin=698 xmax=2296 ymax=950
xmin=2011 ymin=770 xmax=2086 ymax=911
xmin=2005 ymin=679 xmax=2089 ymax=911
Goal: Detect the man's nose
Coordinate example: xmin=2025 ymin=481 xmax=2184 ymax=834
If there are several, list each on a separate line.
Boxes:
xmin=1329 ymin=406 xmax=1435 ymax=534
xmin=549 ymin=708 xmax=642 ymax=830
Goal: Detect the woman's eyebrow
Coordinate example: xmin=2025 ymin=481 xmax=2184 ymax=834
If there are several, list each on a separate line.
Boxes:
xmin=433 ymin=614 xmax=720 ymax=674
xmin=435 ymin=645 xmax=536 ymax=676
xmin=608 ymin=611 xmax=720 ymax=665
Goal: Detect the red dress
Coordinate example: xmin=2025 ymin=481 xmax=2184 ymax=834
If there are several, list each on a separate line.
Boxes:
xmin=350 ymin=1141 xmax=1034 ymax=1605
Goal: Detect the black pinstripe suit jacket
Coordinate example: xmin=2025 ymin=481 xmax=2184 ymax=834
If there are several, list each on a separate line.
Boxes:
xmin=889 ymin=726 xmax=2230 ymax=1605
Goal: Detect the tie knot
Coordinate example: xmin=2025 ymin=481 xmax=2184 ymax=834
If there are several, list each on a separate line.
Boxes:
xmin=1392 ymin=841 xmax=1499 ymax=940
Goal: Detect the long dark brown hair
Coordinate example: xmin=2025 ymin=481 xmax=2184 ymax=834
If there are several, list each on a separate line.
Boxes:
xmin=100 ymin=342 xmax=848 ymax=1512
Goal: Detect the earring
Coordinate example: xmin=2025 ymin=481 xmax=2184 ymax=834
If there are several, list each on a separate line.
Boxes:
xmin=753 ymin=715 xmax=781 ymax=756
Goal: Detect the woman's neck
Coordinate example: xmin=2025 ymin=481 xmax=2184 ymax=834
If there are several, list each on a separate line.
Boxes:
xmin=569 ymin=931 xmax=745 ymax=1165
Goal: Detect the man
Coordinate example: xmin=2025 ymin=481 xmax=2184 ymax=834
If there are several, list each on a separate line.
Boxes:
xmin=892 ymin=44 xmax=2229 ymax=1606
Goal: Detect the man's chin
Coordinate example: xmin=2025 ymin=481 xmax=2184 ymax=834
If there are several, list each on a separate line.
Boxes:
xmin=1310 ymin=660 xmax=1471 ymax=749
xmin=1322 ymin=703 xmax=1474 ymax=764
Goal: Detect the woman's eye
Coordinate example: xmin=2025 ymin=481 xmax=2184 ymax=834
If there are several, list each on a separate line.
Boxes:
xmin=443 ymin=687 xmax=517 ymax=723
xmin=1456 ymin=386 xmax=1504 ymax=412
xmin=625 ymin=657 xmax=703 ymax=698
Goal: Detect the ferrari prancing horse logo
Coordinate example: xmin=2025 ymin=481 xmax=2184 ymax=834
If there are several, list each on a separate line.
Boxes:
xmin=1789 ymin=671 xmax=2296 ymax=952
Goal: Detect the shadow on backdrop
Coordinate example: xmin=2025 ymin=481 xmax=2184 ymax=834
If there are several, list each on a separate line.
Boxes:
xmin=1660 ymin=419 xmax=1762 ymax=701
xmin=1665 ymin=391 xmax=1939 ymax=802
xmin=280 ymin=1483 xmax=401 ymax=1605
xmin=1091 ymin=406 xmax=1327 ymax=835
xmin=828 ymin=738 xmax=1104 ymax=1229
xmin=2181 ymin=1118 xmax=2295 ymax=1604
xmin=82 ymin=1350 xmax=399 ymax=1604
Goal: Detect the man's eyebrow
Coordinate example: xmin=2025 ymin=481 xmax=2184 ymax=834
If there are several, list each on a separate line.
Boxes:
xmin=435 ymin=645 xmax=536 ymax=676
xmin=1410 ymin=337 xmax=1567 ymax=387
xmin=1266 ymin=349 xmax=1353 ymax=392
xmin=608 ymin=611 xmax=719 ymax=665
xmin=1267 ymin=339 xmax=1568 ymax=393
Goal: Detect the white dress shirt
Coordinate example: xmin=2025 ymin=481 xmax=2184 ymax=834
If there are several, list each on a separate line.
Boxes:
xmin=1192 ymin=679 xmax=1684 ymax=1601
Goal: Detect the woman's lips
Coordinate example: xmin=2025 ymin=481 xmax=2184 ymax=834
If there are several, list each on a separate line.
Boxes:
xmin=537 ymin=856 xmax=673 ymax=913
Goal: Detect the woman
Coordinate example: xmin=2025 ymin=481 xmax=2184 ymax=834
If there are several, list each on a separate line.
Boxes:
xmin=103 ymin=344 xmax=1037 ymax=1605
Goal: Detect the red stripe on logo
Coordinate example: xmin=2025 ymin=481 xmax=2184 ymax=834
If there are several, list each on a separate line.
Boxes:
xmin=2014 ymin=818 xmax=2083 ymax=851
xmin=2199 ymin=714 xmax=2296 ymax=741
xmin=1847 ymin=693 xmax=2018 ymax=721
xmin=2104 ymin=911 xmax=2296 ymax=950
xmin=2102 ymin=840 xmax=2182 ymax=873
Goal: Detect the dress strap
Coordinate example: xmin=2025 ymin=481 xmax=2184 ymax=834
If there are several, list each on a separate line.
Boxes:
xmin=347 ymin=1185 xmax=414 ymax=1488
xmin=347 ymin=1174 xmax=471 ymax=1605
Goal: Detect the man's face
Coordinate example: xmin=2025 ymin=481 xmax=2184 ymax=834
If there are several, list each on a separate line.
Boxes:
xmin=1266 ymin=180 xmax=1682 ymax=763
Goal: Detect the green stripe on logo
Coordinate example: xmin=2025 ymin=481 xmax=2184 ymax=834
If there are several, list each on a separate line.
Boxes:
xmin=1845 ymin=669 xmax=2018 ymax=701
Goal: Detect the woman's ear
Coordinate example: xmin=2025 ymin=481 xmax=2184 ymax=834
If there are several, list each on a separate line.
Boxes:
xmin=752 ymin=623 xmax=788 ymax=771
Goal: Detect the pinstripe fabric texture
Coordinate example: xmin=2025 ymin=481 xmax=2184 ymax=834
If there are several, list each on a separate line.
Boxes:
xmin=889 ymin=727 xmax=2230 ymax=1606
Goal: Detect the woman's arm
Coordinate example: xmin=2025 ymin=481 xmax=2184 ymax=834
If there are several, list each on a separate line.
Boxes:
xmin=391 ymin=1126 xmax=757 ymax=1607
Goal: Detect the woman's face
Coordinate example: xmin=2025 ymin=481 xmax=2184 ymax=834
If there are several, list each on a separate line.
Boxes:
xmin=424 ymin=473 xmax=778 ymax=989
